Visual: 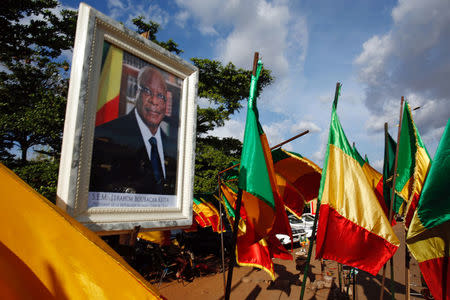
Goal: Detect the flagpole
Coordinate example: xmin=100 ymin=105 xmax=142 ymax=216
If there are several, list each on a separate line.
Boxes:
xmin=390 ymin=97 xmax=406 ymax=299
xmin=299 ymin=82 xmax=342 ymax=300
xmin=224 ymin=52 xmax=259 ymax=300
xmin=218 ymin=130 xmax=310 ymax=176
xmin=379 ymin=122 xmax=397 ymax=300
xmin=218 ymin=177 xmax=227 ymax=295
xmin=270 ymin=130 xmax=309 ymax=150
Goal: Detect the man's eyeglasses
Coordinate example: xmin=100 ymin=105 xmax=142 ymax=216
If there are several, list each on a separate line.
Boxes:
xmin=139 ymin=86 xmax=166 ymax=102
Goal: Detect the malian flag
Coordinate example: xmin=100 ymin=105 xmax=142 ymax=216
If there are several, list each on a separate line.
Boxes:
xmin=192 ymin=196 xmax=223 ymax=233
xmin=238 ymin=60 xmax=281 ymax=243
xmin=95 ymin=42 xmax=123 ymax=127
xmin=394 ymin=101 xmax=431 ymax=228
xmin=383 ymin=131 xmax=404 ymax=217
xmin=353 ymin=145 xmax=388 ymax=217
xmin=315 ymin=83 xmax=400 ymax=275
xmin=0 ymin=164 xmax=163 ymax=299
xmin=353 ymin=145 xmax=395 ymax=225
xmin=219 ymin=182 xmax=292 ymax=280
xmin=271 ymin=148 xmax=322 ymax=218
xmin=406 ymin=118 xmax=450 ymax=300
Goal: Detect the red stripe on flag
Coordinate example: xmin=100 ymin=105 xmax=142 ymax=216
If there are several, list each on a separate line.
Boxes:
xmin=405 ymin=192 xmax=420 ymax=228
xmin=419 ymin=257 xmax=450 ymax=300
xmin=95 ymin=95 xmax=120 ymax=127
xmin=316 ymin=204 xmax=398 ymax=275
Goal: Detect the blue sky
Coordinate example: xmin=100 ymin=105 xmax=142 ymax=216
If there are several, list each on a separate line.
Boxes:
xmin=61 ymin=0 xmax=450 ymax=170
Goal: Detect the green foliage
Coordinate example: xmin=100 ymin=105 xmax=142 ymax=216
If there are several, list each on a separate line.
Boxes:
xmin=192 ymin=58 xmax=273 ymax=134
xmin=11 ymin=160 xmax=59 ymax=203
xmin=194 ymin=137 xmax=242 ymax=193
xmin=0 ymin=0 xmax=76 ymax=198
xmin=132 ymin=16 xmax=183 ymax=55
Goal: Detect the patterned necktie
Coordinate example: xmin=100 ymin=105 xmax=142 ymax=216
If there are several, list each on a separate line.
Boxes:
xmin=149 ymin=137 xmax=163 ymax=184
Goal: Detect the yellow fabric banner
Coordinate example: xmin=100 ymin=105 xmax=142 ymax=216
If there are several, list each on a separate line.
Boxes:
xmin=0 ymin=164 xmax=162 ymax=299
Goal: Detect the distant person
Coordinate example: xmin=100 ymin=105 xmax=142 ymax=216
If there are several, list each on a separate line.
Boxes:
xmin=90 ymin=66 xmax=177 ymax=195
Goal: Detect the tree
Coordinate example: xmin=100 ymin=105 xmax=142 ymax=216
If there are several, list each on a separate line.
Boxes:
xmin=0 ymin=0 xmax=76 ymax=201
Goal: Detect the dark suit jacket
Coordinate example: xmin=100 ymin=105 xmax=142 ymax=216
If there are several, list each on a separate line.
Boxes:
xmin=89 ymin=109 xmax=177 ymax=195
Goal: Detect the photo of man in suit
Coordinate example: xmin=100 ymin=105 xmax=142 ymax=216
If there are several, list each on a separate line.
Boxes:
xmin=89 ymin=66 xmax=178 ymax=195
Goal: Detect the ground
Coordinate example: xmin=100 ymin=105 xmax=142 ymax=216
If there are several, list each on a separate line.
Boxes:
xmin=157 ymin=223 xmax=428 ymax=300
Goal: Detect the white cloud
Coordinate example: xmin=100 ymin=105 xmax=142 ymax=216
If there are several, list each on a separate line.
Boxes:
xmin=372 ymin=160 xmax=383 ymax=173
xmin=312 ymin=131 xmax=328 ymax=166
xmin=174 ymin=10 xmax=190 ymax=28
xmin=175 ymin=0 xmax=308 ymax=79
xmin=106 ymin=0 xmax=170 ymax=29
xmin=355 ymin=0 xmax=450 ymax=156
xmin=290 ymin=120 xmax=321 ymax=134
xmin=208 ymin=119 xmax=245 ymax=141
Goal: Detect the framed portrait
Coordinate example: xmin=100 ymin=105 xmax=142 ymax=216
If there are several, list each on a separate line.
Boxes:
xmin=56 ymin=3 xmax=198 ymax=233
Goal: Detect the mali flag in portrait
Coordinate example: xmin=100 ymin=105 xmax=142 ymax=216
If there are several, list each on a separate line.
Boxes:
xmin=95 ymin=42 xmax=123 ymax=126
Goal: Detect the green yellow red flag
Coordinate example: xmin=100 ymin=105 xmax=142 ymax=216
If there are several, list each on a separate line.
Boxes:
xmin=394 ymin=101 xmax=431 ymax=228
xmin=220 ymin=181 xmax=292 ymax=280
xmin=315 ymin=83 xmax=399 ymax=275
xmin=0 ymin=164 xmax=162 ymax=299
xmin=192 ymin=196 xmax=223 ymax=233
xmin=271 ymin=148 xmax=322 ymax=218
xmin=406 ymin=119 xmax=450 ymax=300
xmin=238 ymin=60 xmax=279 ymax=243
xmin=95 ymin=42 xmax=123 ymax=126
xmin=383 ymin=131 xmax=404 ymax=216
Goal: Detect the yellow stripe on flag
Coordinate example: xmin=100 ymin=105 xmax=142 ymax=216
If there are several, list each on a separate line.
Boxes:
xmin=97 ymin=45 xmax=123 ymax=111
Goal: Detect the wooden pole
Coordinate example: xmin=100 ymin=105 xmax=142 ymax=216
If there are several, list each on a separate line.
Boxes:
xmin=391 ymin=98 xmax=406 ymax=299
xmin=299 ymin=82 xmax=342 ymax=300
xmin=224 ymin=189 xmax=243 ymax=300
xmin=224 ymin=52 xmax=259 ymax=300
xmin=299 ymin=207 xmax=320 ymax=300
xmin=270 ymin=130 xmax=309 ymax=150
xmin=218 ymin=177 xmax=227 ymax=295
xmin=392 ymin=97 xmax=411 ymax=300
xmin=405 ymin=229 xmax=411 ymax=300
xmin=379 ymin=122 xmax=395 ymax=300
xmin=217 ymin=130 xmax=310 ymax=177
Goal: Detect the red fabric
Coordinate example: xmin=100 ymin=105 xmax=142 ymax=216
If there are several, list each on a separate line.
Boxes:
xmin=279 ymin=179 xmax=305 ymax=217
xmin=405 ymin=192 xmax=420 ymax=229
xmin=267 ymin=234 xmax=292 ymax=260
xmin=293 ymin=172 xmax=321 ymax=202
xmin=316 ymin=204 xmax=398 ymax=275
xmin=95 ymin=95 xmax=119 ymax=126
xmin=420 ymin=257 xmax=450 ymax=300
xmin=375 ymin=178 xmax=396 ymax=226
xmin=194 ymin=212 xmax=208 ymax=228
xmin=236 ymin=237 xmax=273 ymax=272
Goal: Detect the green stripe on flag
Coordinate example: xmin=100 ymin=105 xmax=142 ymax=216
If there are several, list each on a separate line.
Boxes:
xmin=416 ymin=119 xmax=450 ymax=229
xmin=238 ymin=61 xmax=275 ymax=209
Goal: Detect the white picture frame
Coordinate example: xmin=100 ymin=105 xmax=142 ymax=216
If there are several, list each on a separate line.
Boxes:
xmin=56 ymin=3 xmax=198 ymax=233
